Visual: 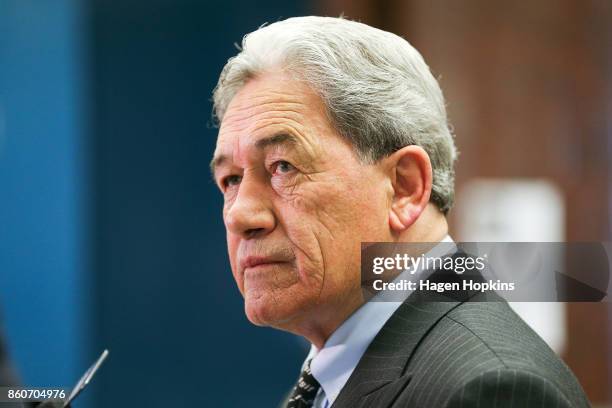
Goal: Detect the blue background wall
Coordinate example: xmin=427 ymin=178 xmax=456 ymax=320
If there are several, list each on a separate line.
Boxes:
xmin=0 ymin=0 xmax=89 ymax=389
xmin=89 ymin=1 xmax=312 ymax=406
xmin=1 ymin=1 xmax=312 ymax=406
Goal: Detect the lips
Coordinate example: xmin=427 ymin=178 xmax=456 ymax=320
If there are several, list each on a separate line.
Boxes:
xmin=240 ymin=255 xmax=289 ymax=271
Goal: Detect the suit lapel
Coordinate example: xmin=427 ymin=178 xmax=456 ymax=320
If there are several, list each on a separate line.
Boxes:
xmin=331 ymin=299 xmax=462 ymax=408
xmin=332 ymin=249 xmax=489 ymax=407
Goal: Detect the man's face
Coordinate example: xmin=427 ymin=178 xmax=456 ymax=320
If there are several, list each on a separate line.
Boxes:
xmin=212 ymin=71 xmax=391 ymax=330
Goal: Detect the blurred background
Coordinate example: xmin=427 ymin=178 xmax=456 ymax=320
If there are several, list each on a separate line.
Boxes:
xmin=0 ymin=0 xmax=610 ymax=407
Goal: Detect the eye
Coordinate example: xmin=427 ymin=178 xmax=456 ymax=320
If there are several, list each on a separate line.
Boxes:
xmin=272 ymin=160 xmax=296 ymax=175
xmin=222 ymin=175 xmax=242 ymax=189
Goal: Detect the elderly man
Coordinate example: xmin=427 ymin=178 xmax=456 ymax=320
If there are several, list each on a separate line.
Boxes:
xmin=210 ymin=16 xmax=589 ymax=408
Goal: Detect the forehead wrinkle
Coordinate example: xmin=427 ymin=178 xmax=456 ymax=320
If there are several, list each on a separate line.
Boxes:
xmin=219 ymin=101 xmax=305 ymax=141
xmin=224 ymin=101 xmax=307 ymax=130
xmin=237 ymin=85 xmax=310 ymax=102
xmin=225 ymin=87 xmax=307 ymax=114
xmin=249 ymin=112 xmax=306 ymax=135
xmin=235 ymin=92 xmax=308 ymax=110
xmin=226 ymin=104 xmax=317 ymax=153
xmin=250 ymin=119 xmax=320 ymax=160
xmin=214 ymin=75 xmax=330 ymax=177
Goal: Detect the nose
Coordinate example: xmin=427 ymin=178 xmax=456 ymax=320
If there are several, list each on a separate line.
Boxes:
xmin=224 ymin=176 xmax=276 ymax=239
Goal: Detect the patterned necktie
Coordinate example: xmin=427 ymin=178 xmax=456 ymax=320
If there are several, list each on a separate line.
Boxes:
xmin=286 ymin=359 xmax=321 ymax=408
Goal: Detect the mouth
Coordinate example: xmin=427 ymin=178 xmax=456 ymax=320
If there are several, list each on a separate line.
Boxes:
xmin=241 ymin=256 xmax=291 ymax=271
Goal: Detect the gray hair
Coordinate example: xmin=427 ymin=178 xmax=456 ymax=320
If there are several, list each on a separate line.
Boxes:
xmin=213 ymin=16 xmax=457 ymax=213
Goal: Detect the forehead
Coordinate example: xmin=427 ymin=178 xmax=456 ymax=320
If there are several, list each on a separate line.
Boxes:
xmin=215 ymin=71 xmax=330 ymax=155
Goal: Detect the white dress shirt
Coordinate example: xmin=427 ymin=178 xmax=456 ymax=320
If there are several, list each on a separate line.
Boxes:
xmin=305 ymin=236 xmax=455 ymax=408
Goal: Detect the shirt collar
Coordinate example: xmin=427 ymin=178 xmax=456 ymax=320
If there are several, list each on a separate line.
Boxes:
xmin=307 ymin=235 xmax=454 ymax=405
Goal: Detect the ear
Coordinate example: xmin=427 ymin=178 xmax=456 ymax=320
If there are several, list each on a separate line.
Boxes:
xmin=387 ymin=146 xmax=433 ymax=232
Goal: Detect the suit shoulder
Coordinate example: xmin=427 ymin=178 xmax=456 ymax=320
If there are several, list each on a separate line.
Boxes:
xmin=444 ymin=302 xmax=567 ymax=374
xmin=445 ymin=368 xmax=590 ymax=408
xmin=402 ymin=301 xmax=588 ymax=407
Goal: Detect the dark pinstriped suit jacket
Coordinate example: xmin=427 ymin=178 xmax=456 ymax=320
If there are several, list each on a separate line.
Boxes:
xmin=284 ymin=263 xmax=591 ymax=408
xmin=330 ymin=293 xmax=590 ymax=407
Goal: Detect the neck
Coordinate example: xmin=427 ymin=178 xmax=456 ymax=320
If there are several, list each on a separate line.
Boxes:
xmin=282 ymin=288 xmax=364 ymax=349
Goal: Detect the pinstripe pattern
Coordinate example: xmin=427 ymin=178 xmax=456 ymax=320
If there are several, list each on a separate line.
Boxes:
xmin=330 ymin=293 xmax=590 ymax=408
xmin=279 ymin=254 xmax=591 ymax=408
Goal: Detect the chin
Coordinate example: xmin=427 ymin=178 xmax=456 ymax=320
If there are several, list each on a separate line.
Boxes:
xmin=243 ymin=291 xmax=312 ymax=329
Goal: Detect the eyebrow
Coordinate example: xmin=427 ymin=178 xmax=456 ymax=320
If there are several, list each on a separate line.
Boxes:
xmin=210 ymin=132 xmax=299 ymax=178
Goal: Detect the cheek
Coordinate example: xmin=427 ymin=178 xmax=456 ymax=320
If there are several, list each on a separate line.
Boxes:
xmin=310 ymin=178 xmax=388 ymax=263
xmin=279 ymin=212 xmax=325 ymax=280
xmin=226 ymin=234 xmax=244 ymax=293
xmin=279 ymin=185 xmax=355 ymax=273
